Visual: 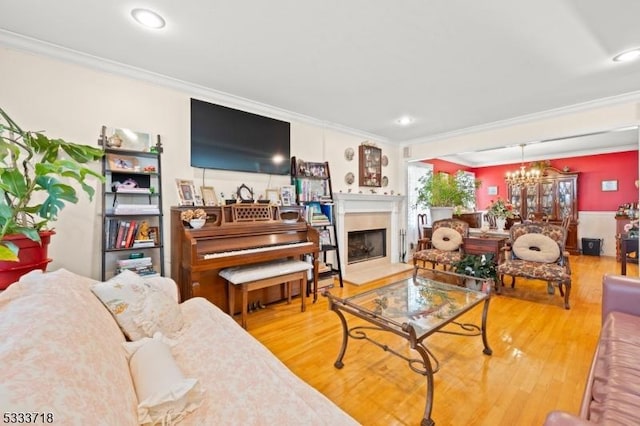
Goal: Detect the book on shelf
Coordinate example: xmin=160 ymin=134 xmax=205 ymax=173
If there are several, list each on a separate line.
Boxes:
xmin=107 ymin=220 xmax=158 ymax=249
xmin=112 ymin=203 xmax=160 ymax=215
xmin=117 ymin=256 xmax=152 ymax=268
xmin=132 ymin=239 xmax=155 ymax=248
xmin=115 ymin=188 xmax=151 ymax=194
xmin=116 ymin=265 xmax=159 ymax=277
xmin=320 ymin=203 xmax=334 ymax=222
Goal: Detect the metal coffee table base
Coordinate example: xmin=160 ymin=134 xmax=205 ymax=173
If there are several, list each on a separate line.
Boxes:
xmin=326 ymin=289 xmax=491 ymax=426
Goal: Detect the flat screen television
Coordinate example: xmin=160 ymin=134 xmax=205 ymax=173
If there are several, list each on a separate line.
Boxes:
xmin=190 ymin=98 xmax=291 ymax=175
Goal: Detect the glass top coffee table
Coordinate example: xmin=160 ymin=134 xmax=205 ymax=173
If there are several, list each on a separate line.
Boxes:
xmin=323 ymin=269 xmax=492 ymax=426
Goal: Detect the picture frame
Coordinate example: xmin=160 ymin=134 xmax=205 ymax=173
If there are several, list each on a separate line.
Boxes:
xmin=200 ymin=186 xmax=218 ymax=206
xmin=487 ymin=185 xmax=498 ymax=196
xmin=358 ymin=144 xmax=382 ymax=187
xmin=105 ymin=127 xmax=151 ymax=152
xmin=148 ymin=226 xmax=159 ymax=245
xmin=266 ymin=189 xmax=280 ymax=205
xmin=280 ymin=185 xmax=295 ymax=206
xmin=601 ymin=180 xmax=618 ymax=192
xmin=176 ymin=179 xmax=196 ymax=206
xmin=107 ymin=154 xmax=139 ymax=171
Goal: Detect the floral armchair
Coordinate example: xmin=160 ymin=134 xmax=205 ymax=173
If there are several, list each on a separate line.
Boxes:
xmin=413 ymin=218 xmax=469 ymax=277
xmin=497 ymin=222 xmax=572 ymax=309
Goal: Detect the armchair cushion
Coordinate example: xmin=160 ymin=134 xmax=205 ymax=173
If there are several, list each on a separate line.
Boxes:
xmin=431 ymin=227 xmax=463 ymax=251
xmin=512 ymin=233 xmax=560 ymax=263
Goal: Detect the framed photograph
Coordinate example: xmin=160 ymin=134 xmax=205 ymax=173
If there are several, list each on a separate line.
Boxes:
xmin=176 ymin=179 xmax=196 ymax=206
xmin=487 ymin=185 xmax=498 ymax=196
xmin=105 ymin=127 xmax=151 ymax=152
xmin=200 ymin=186 xmax=218 ymax=206
xmin=107 ymin=154 xmax=139 ymax=171
xmin=148 ymin=226 xmax=159 ymax=245
xmin=266 ymin=189 xmax=280 ymax=205
xmin=601 ymin=180 xmax=618 ymax=192
xmin=280 ymin=185 xmax=295 ymax=206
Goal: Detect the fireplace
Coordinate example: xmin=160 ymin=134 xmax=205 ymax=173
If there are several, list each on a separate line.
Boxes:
xmin=348 ymin=228 xmax=387 ymax=264
xmin=333 ymin=193 xmax=406 ymax=277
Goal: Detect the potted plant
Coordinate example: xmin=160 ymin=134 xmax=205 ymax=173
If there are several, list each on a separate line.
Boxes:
xmin=452 ymin=253 xmax=497 ymax=292
xmin=416 ymin=170 xmax=478 ymax=222
xmin=0 ymin=107 xmax=104 ymax=286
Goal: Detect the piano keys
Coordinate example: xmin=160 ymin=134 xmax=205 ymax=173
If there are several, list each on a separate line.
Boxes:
xmin=170 ymin=204 xmax=320 ymax=311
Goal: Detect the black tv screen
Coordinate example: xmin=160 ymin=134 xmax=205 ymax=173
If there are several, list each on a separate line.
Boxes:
xmin=190 ymin=98 xmax=291 ymax=175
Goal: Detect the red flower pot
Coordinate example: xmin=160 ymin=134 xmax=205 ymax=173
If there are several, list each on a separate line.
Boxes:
xmin=0 ymin=230 xmax=55 ymax=290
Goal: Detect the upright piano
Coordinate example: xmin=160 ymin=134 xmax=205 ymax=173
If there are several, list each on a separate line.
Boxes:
xmin=170 ymin=204 xmax=319 ymax=311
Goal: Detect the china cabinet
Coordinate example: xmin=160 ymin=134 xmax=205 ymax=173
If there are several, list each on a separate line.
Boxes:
xmin=507 ymin=166 xmax=579 ymax=254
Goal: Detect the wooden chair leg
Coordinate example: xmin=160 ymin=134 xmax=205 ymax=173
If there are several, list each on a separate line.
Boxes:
xmin=241 ymin=284 xmax=249 ymax=329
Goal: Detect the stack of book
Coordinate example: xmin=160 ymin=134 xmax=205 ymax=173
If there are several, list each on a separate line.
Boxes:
xmin=306 ymin=201 xmax=332 ymax=225
xmin=116 ymin=256 xmax=159 ymax=277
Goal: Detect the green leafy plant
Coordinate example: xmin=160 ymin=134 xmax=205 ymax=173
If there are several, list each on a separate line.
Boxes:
xmin=452 ymin=253 xmax=497 ymax=281
xmin=0 ymin=107 xmax=105 ymax=261
xmin=416 ymin=170 xmax=479 ymax=209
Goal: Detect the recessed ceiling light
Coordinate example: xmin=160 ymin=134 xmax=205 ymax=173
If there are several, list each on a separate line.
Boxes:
xmin=612 ymin=48 xmax=640 ymax=63
xmin=131 ymin=8 xmax=166 ymax=29
xmin=395 ymin=116 xmax=414 ymax=126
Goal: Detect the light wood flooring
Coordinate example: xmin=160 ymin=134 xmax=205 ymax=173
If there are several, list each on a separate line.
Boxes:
xmin=242 ymin=255 xmax=637 ymax=425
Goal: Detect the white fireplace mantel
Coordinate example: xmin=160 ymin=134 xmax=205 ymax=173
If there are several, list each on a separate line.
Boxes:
xmin=332 ymin=193 xmax=406 ymax=276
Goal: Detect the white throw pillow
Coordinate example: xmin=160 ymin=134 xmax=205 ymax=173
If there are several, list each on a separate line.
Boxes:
xmin=134 ymin=287 xmax=184 ymax=338
xmin=512 ymin=233 xmax=560 ymax=263
xmin=127 ymin=337 xmax=204 ymax=424
xmin=91 ymin=270 xmax=183 ymax=341
xmin=431 ymin=227 xmax=462 ymax=251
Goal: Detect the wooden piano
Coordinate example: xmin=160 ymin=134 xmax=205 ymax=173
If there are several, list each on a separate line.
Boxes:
xmin=170 ymin=203 xmax=320 ymax=312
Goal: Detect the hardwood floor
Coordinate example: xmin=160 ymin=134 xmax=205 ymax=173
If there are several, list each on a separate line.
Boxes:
xmin=243 ymin=255 xmax=637 ymax=425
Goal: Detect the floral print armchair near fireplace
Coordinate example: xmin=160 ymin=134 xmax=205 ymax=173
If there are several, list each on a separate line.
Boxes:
xmin=413 ymin=218 xmax=469 ymax=277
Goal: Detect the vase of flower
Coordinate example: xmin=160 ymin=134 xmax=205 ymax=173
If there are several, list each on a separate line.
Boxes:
xmin=487 ymin=197 xmax=515 ymax=231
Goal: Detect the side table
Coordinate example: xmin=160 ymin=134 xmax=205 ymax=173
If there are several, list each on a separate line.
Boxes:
xmin=464 ymin=235 xmax=508 ymax=261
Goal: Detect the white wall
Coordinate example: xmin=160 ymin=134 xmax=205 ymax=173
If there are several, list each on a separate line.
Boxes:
xmin=0 ymin=47 xmax=401 ymax=279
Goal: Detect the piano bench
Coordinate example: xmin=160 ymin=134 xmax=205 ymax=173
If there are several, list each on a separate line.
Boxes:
xmin=219 ymin=259 xmax=312 ymax=329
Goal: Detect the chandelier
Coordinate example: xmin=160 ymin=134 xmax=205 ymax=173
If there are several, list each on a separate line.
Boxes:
xmin=505 ymin=144 xmax=542 ymax=186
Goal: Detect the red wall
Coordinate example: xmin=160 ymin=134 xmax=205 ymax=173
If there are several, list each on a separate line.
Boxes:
xmin=426 ymin=150 xmax=638 ymax=211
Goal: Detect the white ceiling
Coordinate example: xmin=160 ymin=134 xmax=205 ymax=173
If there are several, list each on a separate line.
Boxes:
xmin=1 ymin=1 xmax=640 ymax=164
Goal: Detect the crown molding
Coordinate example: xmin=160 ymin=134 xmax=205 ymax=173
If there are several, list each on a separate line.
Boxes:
xmin=402 ymin=91 xmax=640 ymax=147
xmin=3 ymin=29 xmax=638 ymax=149
xmin=0 ymin=30 xmax=389 ymax=144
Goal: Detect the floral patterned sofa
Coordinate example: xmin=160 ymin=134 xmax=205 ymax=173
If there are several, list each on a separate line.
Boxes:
xmin=0 ymin=268 xmax=358 ymax=425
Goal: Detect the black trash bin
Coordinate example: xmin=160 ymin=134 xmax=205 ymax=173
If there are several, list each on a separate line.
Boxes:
xmin=582 ymin=238 xmax=602 ymax=256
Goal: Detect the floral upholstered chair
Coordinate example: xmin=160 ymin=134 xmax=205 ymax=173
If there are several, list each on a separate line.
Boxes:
xmin=413 ymin=218 xmax=469 ymax=277
xmin=497 ymin=222 xmax=572 ymax=309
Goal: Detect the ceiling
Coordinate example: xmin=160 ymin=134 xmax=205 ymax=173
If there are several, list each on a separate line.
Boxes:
xmin=439 ymin=127 xmax=639 ymax=167
xmin=1 ymin=1 xmax=640 ymax=162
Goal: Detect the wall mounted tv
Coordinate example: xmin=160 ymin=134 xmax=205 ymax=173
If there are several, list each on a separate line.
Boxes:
xmin=190 ymin=98 xmax=291 ymax=175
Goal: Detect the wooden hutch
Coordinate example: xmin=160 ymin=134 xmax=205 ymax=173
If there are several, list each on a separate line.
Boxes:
xmin=507 ymin=166 xmax=579 ymax=254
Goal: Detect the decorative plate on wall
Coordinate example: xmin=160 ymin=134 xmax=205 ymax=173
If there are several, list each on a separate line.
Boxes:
xmin=345 ymin=172 xmax=355 ymax=185
xmin=382 ymin=176 xmax=389 ymax=187
xmin=381 ymin=155 xmax=389 ymax=167
xmin=344 ymin=147 xmax=355 ymax=161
